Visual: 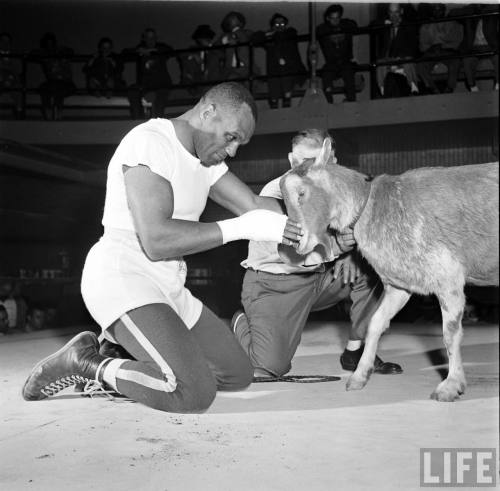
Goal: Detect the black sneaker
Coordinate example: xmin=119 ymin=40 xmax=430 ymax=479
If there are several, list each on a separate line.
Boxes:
xmin=74 ymin=339 xmax=133 ymax=392
xmin=22 ymin=331 xmax=111 ymax=401
xmin=340 ymin=346 xmax=403 ymax=374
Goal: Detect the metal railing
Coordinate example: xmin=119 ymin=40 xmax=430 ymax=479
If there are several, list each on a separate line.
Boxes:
xmin=0 ymin=9 xmax=497 ymax=117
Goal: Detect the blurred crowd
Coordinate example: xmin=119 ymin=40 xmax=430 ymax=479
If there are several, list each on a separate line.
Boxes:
xmin=0 ymin=3 xmax=498 ymax=120
xmin=0 ymin=279 xmax=58 ymax=335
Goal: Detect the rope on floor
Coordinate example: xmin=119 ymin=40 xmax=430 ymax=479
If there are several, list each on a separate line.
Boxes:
xmin=253 ymin=375 xmax=341 ymax=383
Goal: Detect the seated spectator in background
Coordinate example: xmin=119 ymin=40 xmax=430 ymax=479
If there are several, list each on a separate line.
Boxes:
xmin=0 ymin=280 xmax=27 ymax=332
xmin=124 ymin=28 xmax=173 ymax=119
xmin=179 ymin=24 xmax=222 ymax=97
xmin=0 ymin=305 xmax=9 ymax=335
xmin=0 ymin=32 xmax=24 ymax=119
xmin=25 ymin=306 xmax=46 ymax=332
xmin=32 ymin=32 xmax=76 ymax=120
xmin=83 ymin=37 xmax=125 ymax=97
xmin=316 ymin=4 xmax=358 ymax=103
xmin=373 ymin=3 xmax=419 ymax=97
xmin=0 ymin=280 xmax=17 ymax=332
xmin=252 ymin=13 xmax=306 ymax=109
xmin=215 ymin=11 xmax=260 ymax=85
xmin=417 ymin=4 xmax=463 ymax=94
xmin=455 ymin=3 xmax=499 ymax=92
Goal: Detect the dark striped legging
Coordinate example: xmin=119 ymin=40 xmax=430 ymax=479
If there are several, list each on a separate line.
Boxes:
xmin=104 ymin=303 xmax=253 ymax=413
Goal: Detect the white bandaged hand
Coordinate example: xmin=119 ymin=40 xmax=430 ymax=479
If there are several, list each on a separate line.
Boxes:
xmin=217 ymin=209 xmax=288 ymax=244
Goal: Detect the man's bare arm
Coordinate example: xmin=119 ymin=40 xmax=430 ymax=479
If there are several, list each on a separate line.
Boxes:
xmin=124 ymin=166 xmax=301 ymax=260
xmin=209 ymin=171 xmax=283 ymax=215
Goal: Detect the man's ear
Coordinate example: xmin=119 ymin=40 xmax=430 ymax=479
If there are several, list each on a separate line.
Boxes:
xmin=200 ymin=103 xmax=216 ymax=121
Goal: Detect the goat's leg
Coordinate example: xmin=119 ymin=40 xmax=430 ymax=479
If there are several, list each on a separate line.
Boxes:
xmin=431 ymin=288 xmax=466 ymax=402
xmin=346 ymin=285 xmax=411 ymax=391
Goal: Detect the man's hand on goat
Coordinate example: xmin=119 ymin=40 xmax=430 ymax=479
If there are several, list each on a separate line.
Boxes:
xmin=335 ymin=228 xmax=356 ymax=253
xmin=333 ymin=252 xmax=361 ymax=285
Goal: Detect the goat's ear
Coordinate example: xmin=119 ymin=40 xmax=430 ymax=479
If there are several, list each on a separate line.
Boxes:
xmin=288 ymin=152 xmax=301 ymax=169
xmin=314 ymin=138 xmax=332 ymax=166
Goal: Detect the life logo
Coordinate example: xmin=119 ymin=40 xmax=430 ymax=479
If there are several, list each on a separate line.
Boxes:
xmin=420 ymin=448 xmax=497 ymax=487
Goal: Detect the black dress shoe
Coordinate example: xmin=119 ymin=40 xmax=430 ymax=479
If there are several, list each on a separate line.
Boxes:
xmin=340 ymin=346 xmax=403 ymax=374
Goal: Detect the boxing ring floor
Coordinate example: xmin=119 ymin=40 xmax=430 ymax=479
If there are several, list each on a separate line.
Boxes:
xmin=1 ymin=320 xmax=498 ymax=491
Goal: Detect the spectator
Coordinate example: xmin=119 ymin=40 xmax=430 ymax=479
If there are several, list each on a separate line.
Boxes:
xmin=83 ymin=37 xmax=125 ymax=97
xmin=231 ymin=129 xmax=402 ymax=379
xmin=215 ymin=11 xmax=259 ymax=84
xmin=0 ymin=279 xmax=27 ymax=331
xmin=179 ymin=24 xmax=222 ymax=96
xmin=124 ymin=28 xmax=173 ymax=119
xmin=373 ymin=3 xmax=419 ymax=97
xmin=25 ymin=306 xmax=46 ymax=332
xmin=456 ymin=3 xmax=499 ymax=92
xmin=0 ymin=305 xmax=9 ymax=335
xmin=0 ymin=32 xmax=24 ymax=119
xmin=32 ymin=32 xmax=76 ymax=120
xmin=0 ymin=280 xmax=17 ymax=331
xmin=417 ymin=4 xmax=463 ymax=94
xmin=252 ymin=13 xmax=307 ymax=109
xmin=316 ymin=4 xmax=358 ymax=103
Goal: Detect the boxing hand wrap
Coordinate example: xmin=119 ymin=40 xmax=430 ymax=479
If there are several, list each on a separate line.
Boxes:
xmin=217 ymin=209 xmax=288 ymax=244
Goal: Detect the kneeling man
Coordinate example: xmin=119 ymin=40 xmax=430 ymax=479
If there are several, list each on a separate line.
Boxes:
xmin=232 ymin=128 xmax=403 ymax=377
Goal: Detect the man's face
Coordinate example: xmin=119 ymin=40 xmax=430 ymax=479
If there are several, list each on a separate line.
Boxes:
xmin=289 ymin=140 xmax=336 ymax=168
xmin=327 ymin=12 xmax=341 ymax=27
xmin=0 ymin=282 xmax=12 ymax=301
xmin=272 ymin=17 xmax=287 ymax=32
xmin=388 ymin=5 xmax=403 ymax=25
xmin=143 ymin=31 xmax=157 ymax=48
xmin=29 ymin=309 xmax=46 ymax=330
xmin=432 ymin=5 xmax=446 ymax=19
xmin=100 ymin=41 xmax=113 ymax=56
xmin=196 ymin=37 xmax=212 ymax=47
xmin=290 ymin=142 xmax=322 ymax=166
xmin=195 ymin=103 xmax=255 ymax=166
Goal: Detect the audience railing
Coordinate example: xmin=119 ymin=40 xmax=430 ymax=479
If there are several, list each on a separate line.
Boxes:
xmin=0 ymin=9 xmax=497 ymax=118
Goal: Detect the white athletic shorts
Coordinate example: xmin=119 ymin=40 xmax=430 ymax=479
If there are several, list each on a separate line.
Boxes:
xmin=81 ymin=228 xmax=203 ymax=331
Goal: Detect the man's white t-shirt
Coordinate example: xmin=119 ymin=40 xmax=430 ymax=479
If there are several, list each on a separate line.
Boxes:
xmin=102 ymin=118 xmax=228 ymax=232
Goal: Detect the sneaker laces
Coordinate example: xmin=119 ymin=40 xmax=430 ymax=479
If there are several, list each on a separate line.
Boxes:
xmin=80 ymin=380 xmax=117 ymax=401
xmin=40 ymin=374 xmax=93 ymax=397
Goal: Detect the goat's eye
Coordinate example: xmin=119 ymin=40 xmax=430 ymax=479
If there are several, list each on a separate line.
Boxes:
xmin=298 ymin=189 xmax=305 ymax=198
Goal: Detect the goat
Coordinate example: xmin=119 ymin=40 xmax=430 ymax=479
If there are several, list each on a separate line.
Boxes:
xmin=279 ymin=138 xmax=499 ymax=401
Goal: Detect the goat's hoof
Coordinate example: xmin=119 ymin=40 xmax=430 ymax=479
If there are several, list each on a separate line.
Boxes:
xmin=346 ymin=374 xmax=367 ymax=391
xmin=430 ymin=379 xmax=466 ymax=402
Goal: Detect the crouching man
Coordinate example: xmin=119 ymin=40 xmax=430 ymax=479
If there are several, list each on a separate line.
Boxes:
xmin=231 ymin=129 xmax=403 ymax=377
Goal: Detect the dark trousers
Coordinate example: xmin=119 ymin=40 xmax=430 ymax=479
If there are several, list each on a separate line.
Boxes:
xmin=463 ymin=47 xmax=498 ymax=87
xmin=107 ymin=303 xmax=253 ymax=413
xmin=268 ymin=75 xmax=295 ymax=101
xmin=417 ymin=48 xmax=460 ymax=91
xmin=39 ymin=79 xmax=75 ymax=119
xmin=127 ymin=85 xmax=169 ymax=119
xmin=236 ymin=260 xmax=383 ymax=376
xmin=321 ymin=61 xmax=356 ymax=101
